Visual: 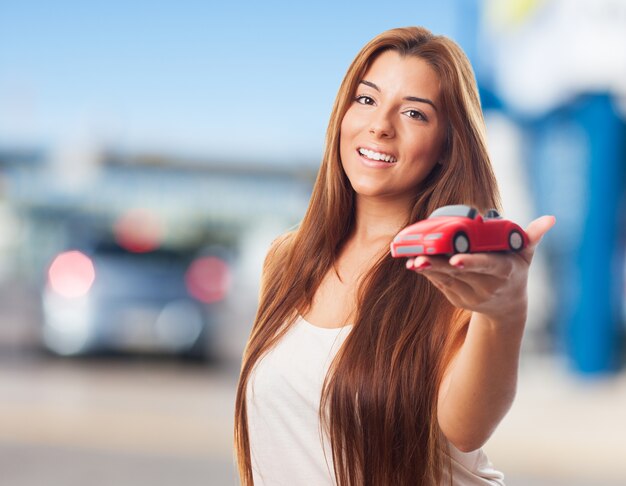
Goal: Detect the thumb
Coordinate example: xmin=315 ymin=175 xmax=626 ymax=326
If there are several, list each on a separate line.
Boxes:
xmin=523 ymin=215 xmax=556 ymax=260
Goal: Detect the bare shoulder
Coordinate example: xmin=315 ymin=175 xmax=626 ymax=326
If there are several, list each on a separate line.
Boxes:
xmin=264 ymin=230 xmax=296 ymax=267
xmin=257 ymin=230 xmax=296 ymax=297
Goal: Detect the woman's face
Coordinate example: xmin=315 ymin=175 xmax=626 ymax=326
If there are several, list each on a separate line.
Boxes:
xmin=339 ymin=50 xmax=446 ymax=201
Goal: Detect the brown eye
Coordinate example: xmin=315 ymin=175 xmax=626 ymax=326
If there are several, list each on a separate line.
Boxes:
xmin=404 ymin=109 xmax=427 ymax=121
xmin=354 ymin=95 xmax=375 ymax=105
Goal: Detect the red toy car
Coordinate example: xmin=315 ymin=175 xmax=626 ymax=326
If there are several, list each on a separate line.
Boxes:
xmin=390 ymin=205 xmax=529 ymax=257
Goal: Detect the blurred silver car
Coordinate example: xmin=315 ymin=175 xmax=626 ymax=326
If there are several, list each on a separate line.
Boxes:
xmin=41 ymin=237 xmax=232 ymax=360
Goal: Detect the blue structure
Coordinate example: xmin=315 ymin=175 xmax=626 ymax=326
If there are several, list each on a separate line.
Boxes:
xmin=527 ymin=95 xmax=625 ymax=374
xmin=453 ymin=0 xmax=626 ymax=374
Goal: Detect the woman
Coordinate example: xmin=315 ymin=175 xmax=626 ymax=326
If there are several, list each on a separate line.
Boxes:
xmin=234 ymin=26 xmax=555 ymax=485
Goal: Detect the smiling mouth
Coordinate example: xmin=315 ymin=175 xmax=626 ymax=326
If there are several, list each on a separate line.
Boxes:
xmin=357 ymin=147 xmax=397 ymax=163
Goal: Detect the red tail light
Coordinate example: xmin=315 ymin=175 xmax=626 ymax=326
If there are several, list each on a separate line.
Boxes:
xmin=185 ymin=256 xmax=231 ymax=303
xmin=48 ymin=251 xmax=96 ymax=298
xmin=113 ymin=208 xmax=163 ymax=253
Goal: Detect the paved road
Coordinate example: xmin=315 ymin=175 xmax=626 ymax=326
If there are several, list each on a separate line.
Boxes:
xmin=0 ymin=276 xmax=246 ymax=486
xmin=1 ymin=278 xmax=625 ymax=485
xmin=0 ymin=441 xmax=234 ymax=486
xmin=0 ymin=354 xmax=240 ymax=486
xmin=4 ymin=354 xmax=625 ymax=486
xmin=485 ymin=354 xmax=626 ymax=486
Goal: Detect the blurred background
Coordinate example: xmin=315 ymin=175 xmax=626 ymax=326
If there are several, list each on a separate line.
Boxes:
xmin=0 ymin=0 xmax=625 ymax=485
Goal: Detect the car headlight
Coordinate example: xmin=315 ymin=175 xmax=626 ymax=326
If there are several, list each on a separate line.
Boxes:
xmin=425 ymin=233 xmax=443 ymax=240
xmin=398 ymin=234 xmax=423 ymax=241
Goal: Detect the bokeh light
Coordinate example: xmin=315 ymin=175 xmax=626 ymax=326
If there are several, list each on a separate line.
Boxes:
xmin=47 ymin=250 xmax=96 ymax=298
xmin=185 ymin=256 xmax=231 ymax=303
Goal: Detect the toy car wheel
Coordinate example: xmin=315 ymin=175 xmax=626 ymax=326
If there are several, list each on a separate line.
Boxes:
xmin=508 ymin=230 xmax=523 ymax=251
xmin=452 ymin=232 xmax=470 ymax=254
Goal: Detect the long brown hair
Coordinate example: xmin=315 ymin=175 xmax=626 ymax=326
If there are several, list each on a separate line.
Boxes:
xmin=234 ymin=26 xmax=500 ymax=485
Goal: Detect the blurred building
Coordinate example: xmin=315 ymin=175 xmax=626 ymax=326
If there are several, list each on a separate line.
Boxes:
xmin=476 ymin=0 xmax=626 ymax=374
xmin=0 ymin=147 xmax=317 ymax=360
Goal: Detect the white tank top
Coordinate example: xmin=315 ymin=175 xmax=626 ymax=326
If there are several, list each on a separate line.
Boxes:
xmin=246 ymin=315 xmax=506 ymax=485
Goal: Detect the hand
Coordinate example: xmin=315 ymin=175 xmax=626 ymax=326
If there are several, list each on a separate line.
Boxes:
xmin=405 ymin=215 xmax=556 ymax=321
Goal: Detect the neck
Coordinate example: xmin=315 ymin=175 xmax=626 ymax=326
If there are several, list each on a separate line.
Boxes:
xmin=349 ymin=193 xmax=413 ymax=246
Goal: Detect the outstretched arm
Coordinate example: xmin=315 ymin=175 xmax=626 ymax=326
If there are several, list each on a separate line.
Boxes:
xmin=406 ymin=215 xmax=556 ymax=452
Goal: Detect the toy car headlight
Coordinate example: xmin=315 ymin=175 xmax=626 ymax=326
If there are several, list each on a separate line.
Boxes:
xmin=424 ymin=233 xmax=443 ymax=240
xmin=398 ymin=234 xmax=423 ymax=241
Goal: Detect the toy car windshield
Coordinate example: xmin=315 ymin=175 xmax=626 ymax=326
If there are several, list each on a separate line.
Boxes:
xmin=484 ymin=209 xmax=502 ymax=219
xmin=428 ymin=204 xmax=478 ymax=219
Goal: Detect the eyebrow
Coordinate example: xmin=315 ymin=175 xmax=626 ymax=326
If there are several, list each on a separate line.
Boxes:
xmin=359 ymin=80 xmax=438 ymax=112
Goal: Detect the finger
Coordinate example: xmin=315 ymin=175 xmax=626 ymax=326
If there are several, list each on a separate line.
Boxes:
xmin=420 ymin=254 xmax=512 ymax=300
xmin=436 ymin=264 xmax=507 ymax=291
xmin=413 ymin=260 xmax=481 ymax=294
xmin=408 ymin=255 xmax=452 ymax=272
xmin=406 ymin=257 xmax=465 ymax=286
xmin=411 ymin=253 xmax=508 ymax=279
xmin=448 ymin=252 xmax=513 ymax=276
xmin=410 ymin=259 xmax=500 ymax=310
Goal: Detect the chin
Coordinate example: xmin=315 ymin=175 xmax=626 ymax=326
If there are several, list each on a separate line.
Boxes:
xmin=350 ymin=182 xmax=394 ymax=199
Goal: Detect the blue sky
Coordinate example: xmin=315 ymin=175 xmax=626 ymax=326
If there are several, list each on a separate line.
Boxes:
xmin=0 ymin=1 xmax=466 ymax=164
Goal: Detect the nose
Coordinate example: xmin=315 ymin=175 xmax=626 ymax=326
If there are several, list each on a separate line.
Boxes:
xmin=369 ymin=110 xmax=395 ymax=138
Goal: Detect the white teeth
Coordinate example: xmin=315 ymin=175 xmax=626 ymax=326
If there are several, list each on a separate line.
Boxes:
xmin=358 ymin=148 xmax=397 ymax=163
